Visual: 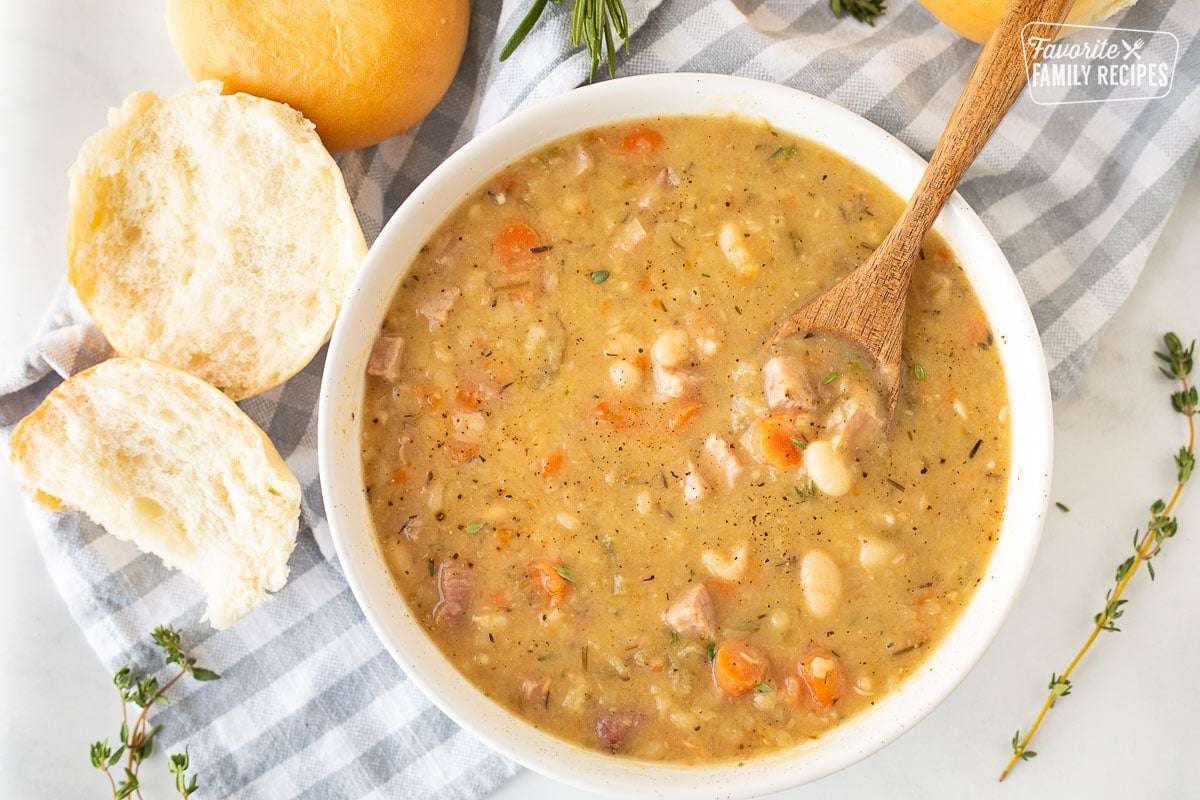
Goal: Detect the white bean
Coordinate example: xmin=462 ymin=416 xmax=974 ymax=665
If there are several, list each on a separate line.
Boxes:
xmin=682 ymin=462 xmax=707 ymax=504
xmin=800 ymin=550 xmax=842 ymax=619
xmin=804 ymin=440 xmax=853 ymax=497
xmin=718 ymin=220 xmax=758 ymax=279
xmin=702 ymin=542 xmax=749 ymax=581
xmin=652 ymin=327 xmax=690 ymax=368
xmin=858 ymin=536 xmax=902 ymax=574
xmin=451 ymin=411 xmax=486 ymax=443
xmin=609 ymin=359 xmax=642 ymax=393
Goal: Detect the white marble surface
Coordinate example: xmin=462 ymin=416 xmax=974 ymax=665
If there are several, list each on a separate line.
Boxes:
xmin=2 ymin=2 xmax=1197 ymax=798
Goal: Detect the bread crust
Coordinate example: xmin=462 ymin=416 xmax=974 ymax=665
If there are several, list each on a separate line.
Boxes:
xmin=166 ymin=0 xmax=471 ymax=152
xmin=10 ymin=357 xmax=301 ymax=628
xmin=67 ymin=81 xmax=367 ymax=400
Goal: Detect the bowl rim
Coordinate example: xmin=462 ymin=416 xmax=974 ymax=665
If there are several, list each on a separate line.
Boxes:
xmin=318 ymin=72 xmax=1053 ymax=799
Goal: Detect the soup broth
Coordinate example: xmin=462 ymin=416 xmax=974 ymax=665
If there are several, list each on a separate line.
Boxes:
xmin=359 ymin=116 xmax=1009 ymax=762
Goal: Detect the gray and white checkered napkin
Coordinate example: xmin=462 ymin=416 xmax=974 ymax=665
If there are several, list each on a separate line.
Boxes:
xmin=2 ymin=2 xmax=1197 ymax=797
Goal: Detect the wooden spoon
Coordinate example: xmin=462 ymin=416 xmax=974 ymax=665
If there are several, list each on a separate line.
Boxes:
xmin=765 ymin=0 xmax=1074 ymax=414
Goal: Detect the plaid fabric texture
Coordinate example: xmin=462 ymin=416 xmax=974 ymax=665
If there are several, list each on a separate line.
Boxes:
xmin=2 ymin=1 xmax=1197 ymax=797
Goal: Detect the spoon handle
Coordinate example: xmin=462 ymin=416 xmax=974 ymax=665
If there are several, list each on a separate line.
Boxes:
xmin=886 ymin=0 xmax=1076 ymax=263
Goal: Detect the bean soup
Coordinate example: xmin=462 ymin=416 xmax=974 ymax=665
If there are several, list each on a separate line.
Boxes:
xmin=359 ymin=116 xmax=1009 ymax=762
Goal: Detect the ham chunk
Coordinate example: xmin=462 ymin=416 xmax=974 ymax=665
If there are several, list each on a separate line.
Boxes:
xmin=595 ymin=712 xmax=642 ymax=752
xmin=825 ymin=396 xmax=883 ymax=453
xmin=703 ymin=434 xmax=743 ymax=488
xmin=653 ymin=363 xmax=703 ymax=400
xmin=664 ymin=584 xmax=716 ymax=639
xmin=366 ymin=335 xmax=405 ymax=382
xmin=433 ymin=562 xmax=473 ymax=628
xmin=763 ymin=356 xmax=817 ymax=411
xmin=417 ymin=288 xmax=461 ymax=329
xmin=520 ymin=677 xmax=551 ymax=708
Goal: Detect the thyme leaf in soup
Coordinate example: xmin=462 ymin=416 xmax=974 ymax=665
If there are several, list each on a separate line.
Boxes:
xmin=464 ymin=522 xmax=485 ymax=534
xmin=821 ymin=371 xmax=838 ymax=385
xmin=556 ymin=564 xmax=577 ymax=582
xmin=913 ymin=363 xmax=927 ymax=381
xmin=591 ymin=269 xmax=611 ymax=284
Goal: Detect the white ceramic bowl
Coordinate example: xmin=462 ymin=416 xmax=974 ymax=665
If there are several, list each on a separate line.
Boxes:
xmin=318 ymin=73 xmax=1053 ymax=799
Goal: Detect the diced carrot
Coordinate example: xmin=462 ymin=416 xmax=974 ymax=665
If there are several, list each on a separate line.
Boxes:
xmin=528 ymin=560 xmax=570 ymax=607
xmin=751 ymin=416 xmax=806 ymax=468
xmin=494 ymin=175 xmax=517 ymax=194
xmin=495 ymin=527 xmax=513 ymax=549
xmin=537 ymin=446 xmax=566 ymax=479
xmin=621 ymin=126 xmax=664 ymax=156
xmin=490 ymin=590 xmax=509 ymax=608
xmin=456 ymin=385 xmax=482 ymax=410
xmin=493 ymin=222 xmax=543 ymax=268
xmin=666 ymin=401 xmax=703 ymax=433
xmin=590 ymin=399 xmax=641 ymax=430
xmin=389 ymin=468 xmax=408 ymax=484
xmin=636 ymin=272 xmax=653 ymax=292
xmin=415 ymin=383 xmax=444 ymax=411
xmin=709 ymin=577 xmax=738 ymax=597
xmin=968 ymin=313 xmax=992 ymax=347
xmin=713 ymin=640 xmax=769 ymax=697
xmin=632 ymin=353 xmax=651 ymax=372
xmin=797 ymin=651 xmax=845 ymax=709
xmin=447 ymin=442 xmax=479 ymax=463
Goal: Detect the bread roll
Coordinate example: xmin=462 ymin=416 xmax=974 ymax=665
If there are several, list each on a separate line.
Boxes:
xmin=9 ymin=358 xmax=301 ymax=628
xmin=67 ymin=81 xmax=366 ymax=400
xmin=918 ymin=0 xmax=1139 ymax=44
xmin=166 ymin=0 xmax=471 ymax=152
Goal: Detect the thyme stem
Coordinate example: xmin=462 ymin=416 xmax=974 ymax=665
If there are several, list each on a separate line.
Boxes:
xmin=91 ymin=625 xmax=220 ymax=799
xmin=1000 ymin=334 xmax=1195 ymax=781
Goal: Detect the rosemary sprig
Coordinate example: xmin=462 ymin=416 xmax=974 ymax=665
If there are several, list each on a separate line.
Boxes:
xmin=90 ymin=625 xmax=220 ymax=799
xmin=499 ymin=0 xmax=631 ymax=82
xmin=829 ymin=0 xmax=888 ymax=26
xmin=1000 ymin=333 xmax=1196 ymax=781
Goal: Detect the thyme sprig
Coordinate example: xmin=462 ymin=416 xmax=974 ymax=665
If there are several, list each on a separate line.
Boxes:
xmin=830 ymin=0 xmax=888 ymax=26
xmin=1000 ymin=333 xmax=1196 ymax=781
xmin=90 ymin=625 xmax=220 ymax=799
xmin=499 ymin=0 xmax=631 ymax=82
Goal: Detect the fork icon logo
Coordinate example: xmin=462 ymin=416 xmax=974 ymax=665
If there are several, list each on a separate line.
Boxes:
xmin=1122 ymin=38 xmax=1146 ymax=61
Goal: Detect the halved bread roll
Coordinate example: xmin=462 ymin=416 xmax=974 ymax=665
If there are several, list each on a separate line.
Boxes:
xmin=166 ymin=0 xmax=471 ymax=152
xmin=67 ymin=81 xmax=367 ymax=400
xmin=9 ymin=357 xmax=301 ymax=628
